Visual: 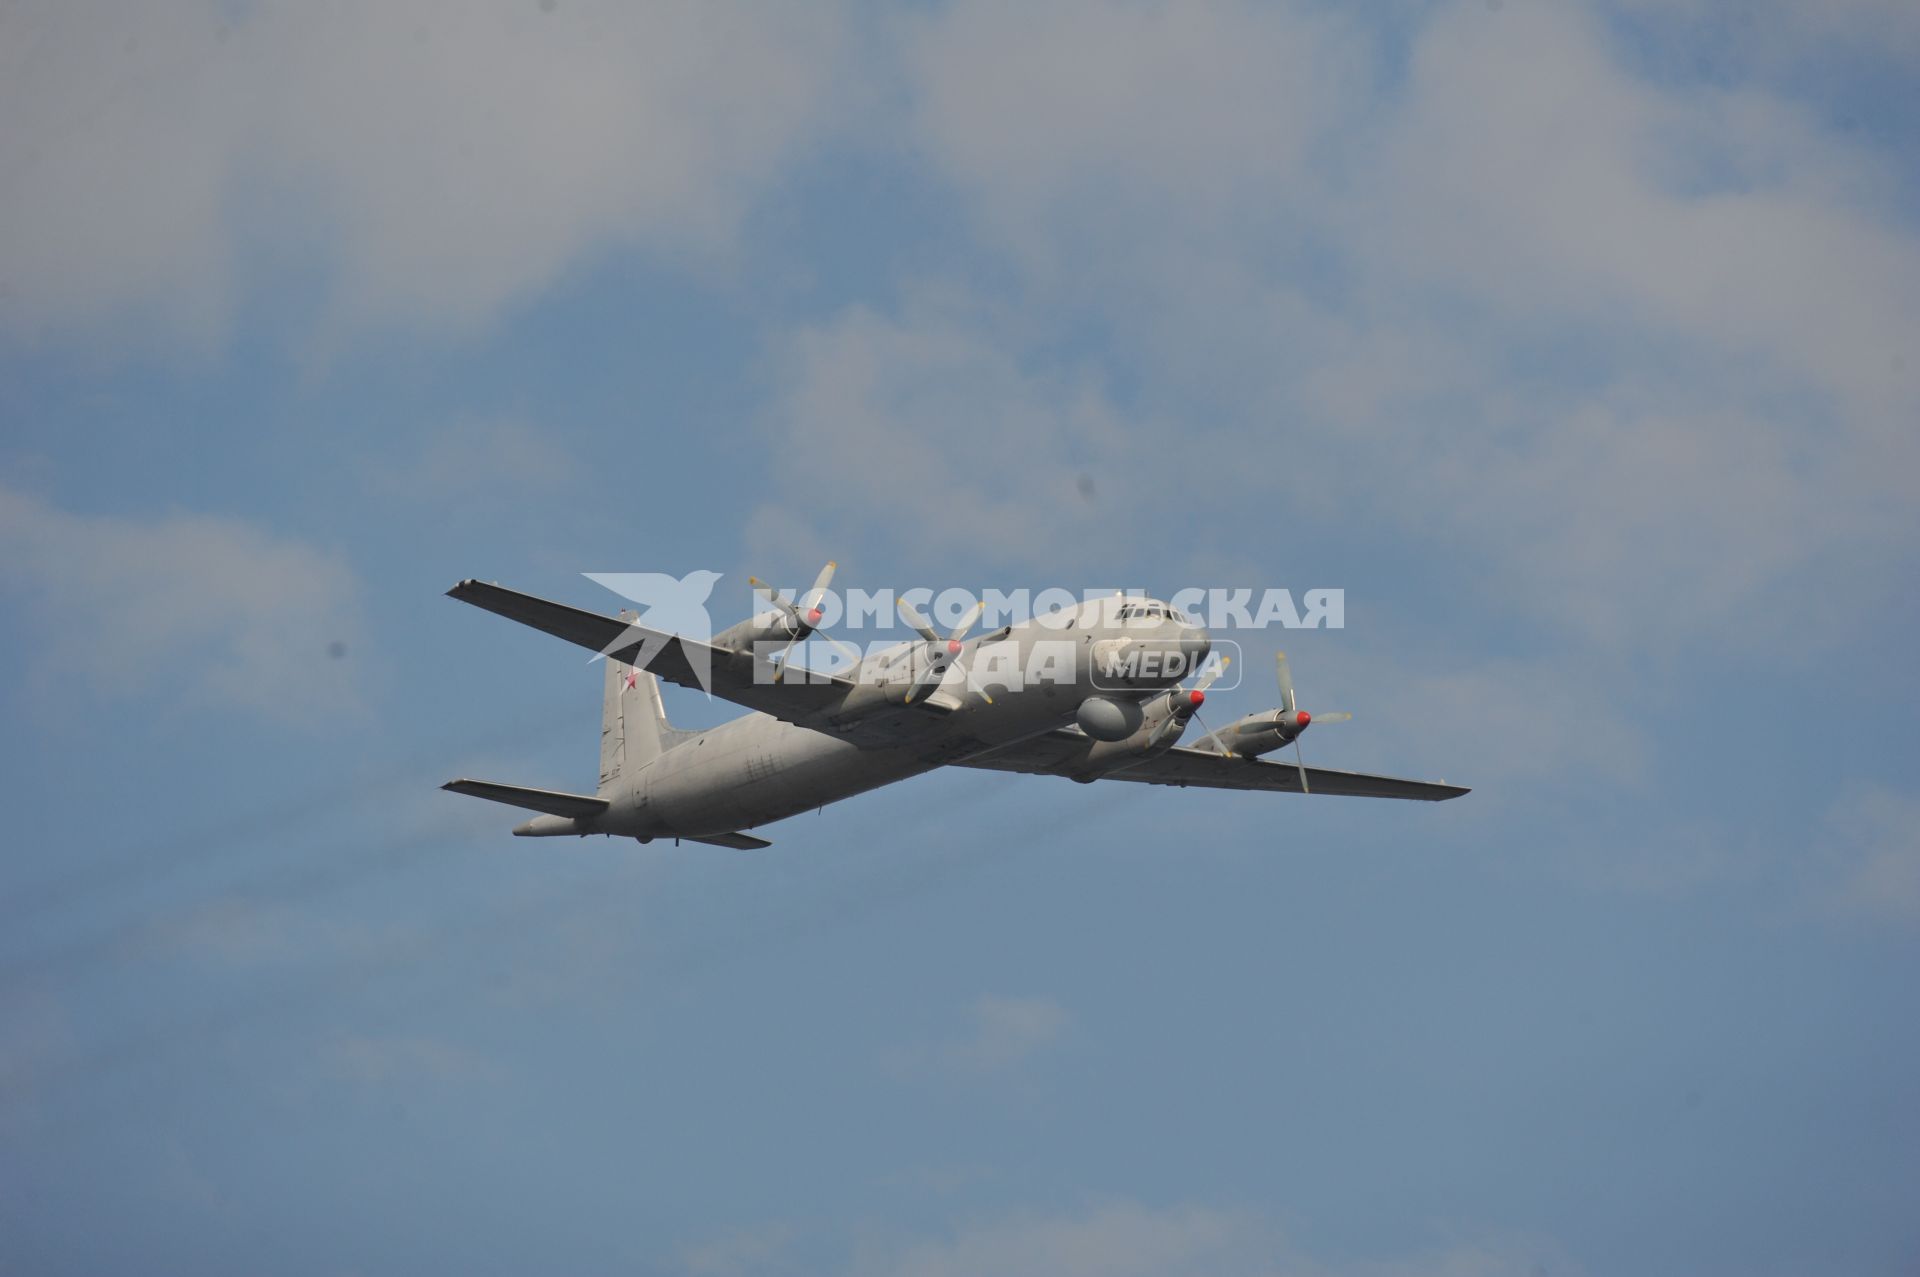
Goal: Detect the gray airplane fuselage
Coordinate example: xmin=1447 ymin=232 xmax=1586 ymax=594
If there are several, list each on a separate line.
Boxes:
xmin=555 ymin=596 xmax=1207 ymax=841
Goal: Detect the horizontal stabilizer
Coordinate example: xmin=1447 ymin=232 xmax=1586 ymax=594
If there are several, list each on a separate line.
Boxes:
xmin=682 ymin=831 xmax=773 ymax=850
xmin=442 ymin=779 xmax=609 ymax=819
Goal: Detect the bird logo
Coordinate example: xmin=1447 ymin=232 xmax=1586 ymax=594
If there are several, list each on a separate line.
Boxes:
xmin=583 ymin=568 xmax=725 ymax=695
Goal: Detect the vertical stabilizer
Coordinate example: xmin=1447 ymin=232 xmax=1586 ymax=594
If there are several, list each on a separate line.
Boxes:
xmin=600 ymin=610 xmax=676 ymax=797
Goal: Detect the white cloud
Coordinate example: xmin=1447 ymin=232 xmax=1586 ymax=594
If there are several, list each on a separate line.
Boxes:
xmin=366 ymin=416 xmax=581 ymax=505
xmin=155 ymin=896 xmax=319 ymax=968
xmin=1364 ymin=2 xmax=1920 ymax=429
xmin=682 ymin=1222 xmax=798 ymax=1277
xmin=844 ymin=0 xmax=1920 ymax=657
xmin=1614 ymin=0 xmax=1920 ymax=70
xmin=849 ymin=1202 xmax=1573 ymax=1277
xmin=956 ymin=993 xmax=1071 ymax=1071
xmin=749 ymin=296 xmax=1159 ymax=574
xmin=1823 ymin=785 xmax=1920 ymax=927
xmin=1561 ymin=818 xmax=1747 ymax=898
xmin=1359 ymin=390 xmax=1846 ymax=650
xmin=888 ymin=993 xmax=1072 ymax=1078
xmin=906 ymin=0 xmax=1361 ymax=272
xmin=0 ymin=0 xmax=849 ymax=344
xmin=324 ymin=1032 xmax=506 ymax=1088
xmin=1377 ymin=656 xmax=1645 ymax=791
xmin=1325 ymin=0 xmax=1920 ymax=649
xmin=857 ymin=1204 xmax=1264 ymax=1277
xmin=0 ymin=484 xmax=365 ymax=721
xmin=0 ymin=989 xmax=76 ymax=1130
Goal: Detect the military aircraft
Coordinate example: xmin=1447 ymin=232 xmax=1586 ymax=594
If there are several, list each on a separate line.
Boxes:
xmin=443 ymin=564 xmax=1466 ymax=850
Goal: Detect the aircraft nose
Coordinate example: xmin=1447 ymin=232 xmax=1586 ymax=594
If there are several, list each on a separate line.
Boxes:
xmin=1179 ymin=625 xmax=1211 ymax=670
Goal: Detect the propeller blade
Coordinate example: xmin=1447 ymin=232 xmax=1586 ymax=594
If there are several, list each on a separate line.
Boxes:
xmin=821 ymin=633 xmax=866 ymax=675
xmin=754 ymin=562 xmax=843 ymax=682
xmin=951 ymin=604 xmax=995 ymax=704
xmin=749 ymin=576 xmax=802 ymax=628
xmin=1148 ymin=712 xmax=1185 ymax=748
xmin=947 ymin=601 xmax=984 ymax=646
xmin=896 ymin=597 xmax=942 ymax=644
xmin=772 ymin=633 xmax=866 ymax=685
xmin=1167 ymin=655 xmax=1230 ymax=738
xmin=902 ymin=601 xmax=990 ymax=704
xmin=1191 ymin=706 xmax=1230 ymax=758
xmin=956 ymin=657 xmax=995 ymax=705
xmin=770 ymin=630 xmax=804 ymax=683
xmin=1311 ymin=711 xmax=1352 ymax=724
xmin=1278 ymin=650 xmax=1309 ymax=789
xmin=800 ymin=560 xmax=837 ymax=623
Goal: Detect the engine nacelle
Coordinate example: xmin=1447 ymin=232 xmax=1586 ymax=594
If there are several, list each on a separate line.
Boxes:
xmin=1213 ymin=709 xmax=1308 ymax=757
xmin=827 ymin=641 xmax=953 ymax=725
xmin=830 ymin=677 xmax=918 ymax=724
xmin=1067 ymin=693 xmax=1191 ymax=781
xmin=710 ymin=610 xmax=801 ymax=656
xmin=1076 ymin=695 xmax=1145 ymax=742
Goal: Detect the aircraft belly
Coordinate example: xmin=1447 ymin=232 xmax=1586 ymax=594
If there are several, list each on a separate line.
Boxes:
xmin=638 ymin=676 xmax=1106 ymax=839
xmin=641 ymin=720 xmax=926 ymax=838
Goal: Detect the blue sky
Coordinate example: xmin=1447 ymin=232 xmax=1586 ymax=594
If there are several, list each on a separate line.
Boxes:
xmin=2 ymin=2 xmax=1917 ymax=1274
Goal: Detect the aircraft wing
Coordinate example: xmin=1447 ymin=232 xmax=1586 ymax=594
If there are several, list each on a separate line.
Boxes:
xmin=449 ymin=580 xmax=926 ymax=741
xmin=453 ymin=576 xmax=852 ymax=718
xmin=956 ymin=730 xmax=1469 ymax=801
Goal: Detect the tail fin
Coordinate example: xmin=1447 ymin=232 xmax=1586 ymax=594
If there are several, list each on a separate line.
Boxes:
xmin=600 ymin=612 xmax=689 ymax=796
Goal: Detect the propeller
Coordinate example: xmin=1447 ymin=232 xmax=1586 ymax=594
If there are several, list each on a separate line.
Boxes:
xmin=1156 ymin=655 xmax=1230 ymax=748
xmin=896 ymin=597 xmax=994 ymax=704
xmin=1274 ymin=651 xmax=1350 ymax=794
xmin=1192 ymin=651 xmax=1350 ymax=787
xmin=748 ymin=561 xmax=857 ymax=681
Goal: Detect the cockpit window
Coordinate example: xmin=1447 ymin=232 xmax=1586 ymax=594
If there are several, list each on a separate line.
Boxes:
xmin=1118 ymin=601 xmax=1174 ymax=623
